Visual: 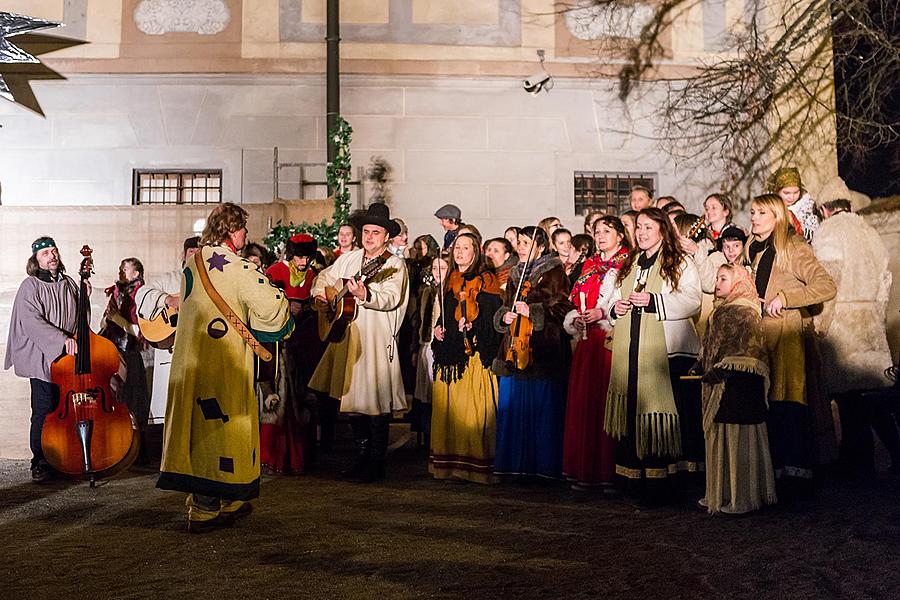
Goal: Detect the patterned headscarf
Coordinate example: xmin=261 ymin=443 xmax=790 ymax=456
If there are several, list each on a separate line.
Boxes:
xmin=770 ymin=167 xmax=803 ymax=192
xmin=722 ymin=263 xmax=759 ymax=306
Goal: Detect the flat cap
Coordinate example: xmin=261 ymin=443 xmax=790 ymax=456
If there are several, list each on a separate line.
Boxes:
xmin=434 ymin=204 xmax=461 ymax=220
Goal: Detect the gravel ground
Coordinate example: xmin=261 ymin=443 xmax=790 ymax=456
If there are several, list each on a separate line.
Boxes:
xmin=1 ymin=442 xmax=899 ymax=600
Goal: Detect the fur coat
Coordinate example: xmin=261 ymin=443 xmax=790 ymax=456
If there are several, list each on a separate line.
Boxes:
xmin=813 ymin=212 xmax=893 ymax=393
xmin=492 ymin=255 xmax=573 ymax=379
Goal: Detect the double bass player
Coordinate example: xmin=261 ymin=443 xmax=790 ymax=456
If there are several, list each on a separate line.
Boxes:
xmin=5 ymin=237 xmax=81 ymax=482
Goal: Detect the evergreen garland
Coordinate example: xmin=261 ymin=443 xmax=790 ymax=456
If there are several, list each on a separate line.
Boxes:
xmin=264 ymin=116 xmax=353 ymax=254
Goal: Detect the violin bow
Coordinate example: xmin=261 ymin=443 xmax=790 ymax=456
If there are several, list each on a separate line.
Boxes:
xmin=511 ymin=223 xmax=542 ymax=309
xmin=437 ymin=250 xmax=447 ymax=333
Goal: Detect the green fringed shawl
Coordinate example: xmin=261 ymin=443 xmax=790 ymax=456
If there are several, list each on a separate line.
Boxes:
xmin=605 ymin=256 xmax=681 ymax=460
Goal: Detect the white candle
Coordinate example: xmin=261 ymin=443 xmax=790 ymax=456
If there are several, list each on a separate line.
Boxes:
xmin=579 ymin=291 xmax=587 ymax=340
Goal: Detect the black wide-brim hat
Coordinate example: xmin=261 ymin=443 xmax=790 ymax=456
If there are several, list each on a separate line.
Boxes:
xmin=350 ymin=202 xmax=401 ymax=238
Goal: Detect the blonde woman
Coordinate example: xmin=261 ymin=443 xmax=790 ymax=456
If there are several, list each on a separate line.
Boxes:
xmin=744 ymin=194 xmax=836 ymax=498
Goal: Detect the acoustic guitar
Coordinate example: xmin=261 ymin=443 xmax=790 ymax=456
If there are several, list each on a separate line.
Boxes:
xmin=138 ymin=303 xmax=178 ymax=349
xmin=687 ymin=215 xmax=707 ymax=242
xmin=316 ymin=253 xmax=390 ymax=343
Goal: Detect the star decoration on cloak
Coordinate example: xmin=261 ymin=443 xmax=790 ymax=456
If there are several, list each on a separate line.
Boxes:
xmin=207 ymin=252 xmax=230 ymax=272
xmin=0 ymin=12 xmax=85 ymax=116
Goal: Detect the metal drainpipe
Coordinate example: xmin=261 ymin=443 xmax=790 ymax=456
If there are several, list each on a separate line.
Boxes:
xmin=326 ymin=0 xmax=340 ymax=196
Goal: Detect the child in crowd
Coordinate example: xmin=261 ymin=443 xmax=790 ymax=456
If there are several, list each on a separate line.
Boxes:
xmin=697 ymin=263 xmax=776 ymax=515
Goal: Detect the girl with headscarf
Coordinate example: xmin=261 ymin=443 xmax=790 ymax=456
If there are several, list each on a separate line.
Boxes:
xmin=770 ymin=167 xmax=819 ymax=241
xmin=697 ymin=263 xmax=777 ymax=515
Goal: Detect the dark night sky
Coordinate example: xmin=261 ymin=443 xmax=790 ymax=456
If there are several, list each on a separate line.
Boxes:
xmin=834 ymin=0 xmax=900 ymax=198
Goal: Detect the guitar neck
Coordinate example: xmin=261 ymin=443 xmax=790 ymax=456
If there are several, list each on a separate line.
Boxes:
xmin=332 ymin=272 xmax=367 ymax=305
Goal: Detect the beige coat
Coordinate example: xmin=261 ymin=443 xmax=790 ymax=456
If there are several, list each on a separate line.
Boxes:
xmin=309 ymin=248 xmax=409 ymax=416
xmin=755 ymin=236 xmax=836 ymax=404
xmin=813 ymin=212 xmax=893 ymax=393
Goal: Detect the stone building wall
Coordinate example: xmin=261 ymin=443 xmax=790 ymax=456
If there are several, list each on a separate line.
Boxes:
xmin=0 ymin=73 xmax=721 ymax=241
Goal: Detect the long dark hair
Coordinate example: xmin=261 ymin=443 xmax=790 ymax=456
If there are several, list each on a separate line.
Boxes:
xmin=450 ymin=233 xmax=488 ymax=274
xmin=615 ymin=207 xmax=686 ymax=290
xmin=119 ymin=257 xmax=145 ymax=284
xmin=242 ymin=242 xmax=274 ymax=269
xmin=412 ymin=234 xmax=440 ymax=262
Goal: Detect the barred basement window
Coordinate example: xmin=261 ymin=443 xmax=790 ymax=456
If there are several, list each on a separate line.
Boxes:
xmin=574 ymin=172 xmax=656 ymax=216
xmin=132 ymin=169 xmax=222 ymax=205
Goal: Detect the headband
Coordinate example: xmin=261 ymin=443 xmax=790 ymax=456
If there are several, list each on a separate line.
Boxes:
xmin=32 ymin=238 xmax=56 ymax=254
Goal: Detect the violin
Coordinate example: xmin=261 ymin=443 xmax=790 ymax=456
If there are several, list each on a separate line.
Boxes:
xmin=449 ymin=271 xmax=483 ymax=356
xmin=503 ymin=228 xmax=543 ymax=372
xmin=42 ymin=246 xmax=139 ymax=486
xmin=504 ymin=280 xmax=533 ymax=371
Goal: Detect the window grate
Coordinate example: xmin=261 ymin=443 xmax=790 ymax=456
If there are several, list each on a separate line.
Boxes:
xmin=574 ymin=172 xmax=656 ymax=216
xmin=132 ymin=169 xmax=222 ymax=205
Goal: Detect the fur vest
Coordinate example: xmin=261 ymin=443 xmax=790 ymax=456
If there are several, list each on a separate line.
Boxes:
xmin=813 ymin=212 xmax=893 ymax=392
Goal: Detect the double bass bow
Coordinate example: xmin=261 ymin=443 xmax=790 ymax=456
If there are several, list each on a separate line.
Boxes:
xmin=42 ymin=246 xmax=140 ymax=486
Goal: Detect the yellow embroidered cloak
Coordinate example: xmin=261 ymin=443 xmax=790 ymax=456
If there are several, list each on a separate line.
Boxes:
xmin=157 ymin=245 xmax=293 ymax=500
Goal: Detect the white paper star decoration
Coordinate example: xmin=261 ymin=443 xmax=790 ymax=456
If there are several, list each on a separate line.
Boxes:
xmin=0 ymin=12 xmax=61 ymax=102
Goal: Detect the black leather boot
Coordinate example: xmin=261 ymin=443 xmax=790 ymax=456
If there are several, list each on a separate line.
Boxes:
xmin=339 ymin=415 xmax=371 ymax=478
xmin=358 ymin=415 xmax=390 ymax=483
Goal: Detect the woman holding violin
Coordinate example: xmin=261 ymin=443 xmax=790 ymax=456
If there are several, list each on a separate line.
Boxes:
xmin=605 ymin=208 xmax=703 ymax=505
xmin=430 ymin=234 xmax=503 ymax=483
xmin=492 ymin=226 xmax=573 ymax=479
xmin=561 ymin=216 xmax=630 ymax=491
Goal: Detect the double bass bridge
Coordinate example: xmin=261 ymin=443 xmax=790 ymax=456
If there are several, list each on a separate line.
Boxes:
xmin=59 ymin=388 xmax=107 ymax=419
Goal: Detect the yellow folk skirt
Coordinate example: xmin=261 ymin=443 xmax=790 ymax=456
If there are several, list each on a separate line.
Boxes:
xmin=429 ymin=353 xmax=498 ymax=484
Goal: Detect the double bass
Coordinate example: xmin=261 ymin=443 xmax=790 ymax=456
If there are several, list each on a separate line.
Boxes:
xmin=42 ymin=246 xmax=140 ymax=486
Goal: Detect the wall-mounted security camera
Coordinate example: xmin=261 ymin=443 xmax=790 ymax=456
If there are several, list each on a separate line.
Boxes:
xmin=523 ymin=72 xmax=553 ymax=95
xmin=523 ymin=49 xmax=553 ymax=95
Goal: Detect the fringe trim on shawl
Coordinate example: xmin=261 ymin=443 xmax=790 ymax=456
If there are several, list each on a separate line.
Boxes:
xmin=605 ymin=393 xmax=682 ymax=460
xmin=605 ymin=392 xmax=628 ymax=441
xmin=636 ymin=413 xmax=682 ymax=460
xmin=702 ymin=356 xmax=770 ymax=434
xmin=434 ymin=362 xmax=467 ymax=384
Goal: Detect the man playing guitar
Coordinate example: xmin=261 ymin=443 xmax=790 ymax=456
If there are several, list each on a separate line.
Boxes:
xmin=309 ymin=202 xmax=409 ymax=483
xmin=135 ymin=236 xmax=200 ymax=425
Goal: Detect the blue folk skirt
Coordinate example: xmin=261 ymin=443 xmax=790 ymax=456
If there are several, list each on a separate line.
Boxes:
xmin=494 ymin=376 xmax=565 ymax=478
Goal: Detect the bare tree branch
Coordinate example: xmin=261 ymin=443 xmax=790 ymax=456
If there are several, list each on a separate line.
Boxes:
xmin=555 ymin=0 xmax=900 ymax=203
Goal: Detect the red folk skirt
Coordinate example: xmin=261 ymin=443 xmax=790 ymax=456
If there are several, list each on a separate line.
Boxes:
xmin=562 ymin=326 xmax=616 ymax=485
